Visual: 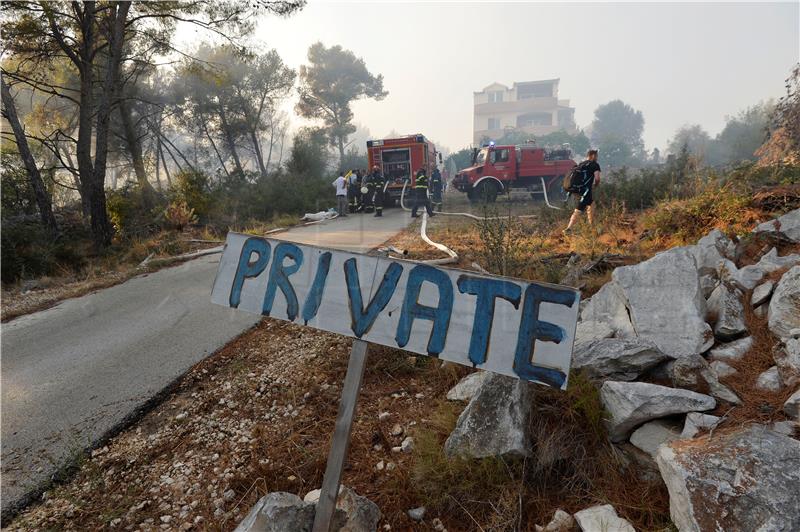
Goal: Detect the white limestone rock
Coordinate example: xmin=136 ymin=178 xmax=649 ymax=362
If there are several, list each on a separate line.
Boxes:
xmin=757 ymin=247 xmax=800 ymax=272
xmin=629 ymin=419 xmax=682 ymax=458
xmin=706 ymin=282 xmax=747 ymax=340
xmin=580 ymin=282 xmax=635 ymax=338
xmin=774 ymin=337 xmax=800 ymax=388
xmin=755 ymin=366 xmax=783 ymax=392
xmin=679 ymin=412 xmax=721 ymax=439
xmin=656 ymin=424 xmax=800 ymax=532
xmin=573 ymin=505 xmax=634 ymax=532
xmin=445 ymin=372 xmax=488 ymax=402
xmin=572 ymin=338 xmax=669 ymax=381
xmin=670 ymin=354 xmax=741 ymax=404
xmin=751 ymin=281 xmax=774 ymax=306
xmin=574 ymin=319 xmax=615 ymax=345
xmin=612 ymin=247 xmax=713 ymax=357
xmin=709 ymin=360 xmax=737 ymax=379
xmin=600 ymin=381 xmax=716 ymax=442
xmin=754 ymin=208 xmax=800 ymax=243
xmin=234 ymin=492 xmax=334 ymax=532
xmin=709 ymin=336 xmax=752 ymax=362
xmin=784 ymin=388 xmax=800 ymax=419
xmin=444 ymin=373 xmax=532 ymax=458
xmin=696 ymin=229 xmax=736 ymax=263
xmin=771 ymin=420 xmax=798 ymax=437
xmin=769 ymin=266 xmax=800 ymax=339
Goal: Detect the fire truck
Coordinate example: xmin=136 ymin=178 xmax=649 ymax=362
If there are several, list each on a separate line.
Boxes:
xmin=452 ymin=142 xmax=576 ymax=204
xmin=367 ymin=134 xmax=441 ymax=205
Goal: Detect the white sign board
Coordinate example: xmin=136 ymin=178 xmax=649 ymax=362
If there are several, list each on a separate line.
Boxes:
xmin=211 ymin=233 xmax=581 ymax=389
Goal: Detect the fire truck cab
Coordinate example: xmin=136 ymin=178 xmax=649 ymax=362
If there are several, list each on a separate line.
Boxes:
xmin=452 ymin=142 xmax=576 ymax=203
xmin=367 ymin=134 xmax=440 ymax=205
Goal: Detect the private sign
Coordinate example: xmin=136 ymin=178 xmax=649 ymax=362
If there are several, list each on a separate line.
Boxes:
xmin=211 ymin=233 xmax=581 ymax=390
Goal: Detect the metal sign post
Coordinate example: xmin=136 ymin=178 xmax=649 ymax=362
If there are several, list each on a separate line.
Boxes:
xmin=312 ymin=339 xmax=370 ymax=532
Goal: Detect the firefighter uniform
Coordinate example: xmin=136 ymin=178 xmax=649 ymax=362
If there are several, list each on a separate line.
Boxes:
xmin=366 ymin=169 xmax=386 ymax=217
xmin=431 ymin=168 xmax=443 ymax=211
xmin=411 ymin=169 xmax=434 ymax=218
xmin=347 ymin=171 xmax=361 ymax=212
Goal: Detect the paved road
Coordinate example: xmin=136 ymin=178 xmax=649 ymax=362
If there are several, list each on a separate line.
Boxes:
xmin=1 ymin=208 xmax=411 ymax=515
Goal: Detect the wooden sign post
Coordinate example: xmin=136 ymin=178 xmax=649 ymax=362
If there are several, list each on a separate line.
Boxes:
xmin=211 ymin=232 xmax=581 ymax=530
xmin=312 ymin=339 xmax=369 ymax=532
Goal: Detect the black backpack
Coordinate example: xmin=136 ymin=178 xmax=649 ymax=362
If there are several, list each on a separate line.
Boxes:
xmin=562 ymin=161 xmax=593 ymax=193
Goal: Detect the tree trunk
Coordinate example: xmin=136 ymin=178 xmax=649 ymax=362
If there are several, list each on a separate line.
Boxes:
xmin=158 ymin=140 xmax=172 ymax=187
xmin=249 ymin=128 xmax=267 ymax=177
xmin=337 ymin=135 xmax=345 ymax=167
xmin=200 ymin=113 xmax=229 ymax=177
xmin=218 ymin=105 xmax=244 ymax=175
xmin=119 ymin=97 xmax=155 ymax=204
xmin=1 ymin=79 xmax=59 ymax=234
xmin=74 ymin=3 xmax=96 ymax=230
xmin=154 ymin=138 xmax=162 ymax=191
xmin=63 ymin=148 xmax=90 ymax=217
xmin=264 ymin=119 xmax=276 ymax=173
xmin=89 ymin=1 xmax=130 ymax=248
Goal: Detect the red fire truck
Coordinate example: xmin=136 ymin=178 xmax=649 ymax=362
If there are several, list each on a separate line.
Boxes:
xmin=452 ymin=142 xmax=576 ymax=204
xmin=367 ymin=134 xmax=441 ymax=205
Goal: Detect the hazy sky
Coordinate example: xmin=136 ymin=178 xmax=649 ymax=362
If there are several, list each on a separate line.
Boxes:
xmin=180 ymin=1 xmax=798 ymax=153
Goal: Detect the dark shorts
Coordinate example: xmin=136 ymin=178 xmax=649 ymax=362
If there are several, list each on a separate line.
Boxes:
xmin=573 ymin=185 xmax=593 ymax=211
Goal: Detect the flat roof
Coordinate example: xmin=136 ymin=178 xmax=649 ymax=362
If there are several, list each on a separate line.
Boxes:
xmin=475 ymin=78 xmax=560 ymax=93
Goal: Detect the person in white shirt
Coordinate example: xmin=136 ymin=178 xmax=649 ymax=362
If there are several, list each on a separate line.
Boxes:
xmin=332 ymin=172 xmax=348 ymax=217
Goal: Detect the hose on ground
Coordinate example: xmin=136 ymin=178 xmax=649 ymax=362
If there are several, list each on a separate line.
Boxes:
xmin=398 ymin=180 xmax=541 ymax=221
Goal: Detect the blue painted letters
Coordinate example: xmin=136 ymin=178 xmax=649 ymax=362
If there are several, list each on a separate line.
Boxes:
xmin=262 ymin=242 xmax=304 ymax=321
xmin=513 ymin=284 xmax=576 ymax=388
xmin=396 ymin=265 xmax=453 ymax=356
xmin=229 ymin=238 xmax=271 ymax=308
xmin=301 ymin=252 xmax=332 ymax=325
xmin=457 ymin=275 xmax=521 ymax=366
xmin=344 ymin=258 xmax=403 ymax=337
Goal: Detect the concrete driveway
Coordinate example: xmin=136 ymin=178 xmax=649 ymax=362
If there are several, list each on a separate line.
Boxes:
xmin=1 ymin=208 xmax=411 ymax=516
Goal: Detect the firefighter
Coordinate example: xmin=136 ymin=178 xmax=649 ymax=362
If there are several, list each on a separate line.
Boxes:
xmin=430 ymin=166 xmax=443 ymax=211
xmin=366 ymin=165 xmax=386 ymax=217
xmin=347 ymin=169 xmax=361 ymax=212
xmin=411 ymin=167 xmax=434 ymax=218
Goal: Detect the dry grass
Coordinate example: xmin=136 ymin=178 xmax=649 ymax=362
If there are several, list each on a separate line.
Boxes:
xmin=407 ymin=372 xmax=671 ymax=531
xmin=715 ymin=289 xmax=796 ymax=427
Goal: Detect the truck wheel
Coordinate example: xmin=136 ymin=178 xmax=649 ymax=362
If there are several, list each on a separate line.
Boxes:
xmin=470 ymin=181 xmax=498 ymax=203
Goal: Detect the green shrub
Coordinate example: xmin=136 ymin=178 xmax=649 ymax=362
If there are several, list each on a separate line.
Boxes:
xmin=0 ymin=222 xmax=86 ymax=283
xmin=106 ymin=185 xmax=164 ymax=238
xmin=643 ymin=182 xmax=757 ymax=243
xmin=172 ymin=170 xmax=211 ymax=220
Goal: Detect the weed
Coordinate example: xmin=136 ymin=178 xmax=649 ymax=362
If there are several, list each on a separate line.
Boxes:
xmin=476 ymin=206 xmax=528 ymax=277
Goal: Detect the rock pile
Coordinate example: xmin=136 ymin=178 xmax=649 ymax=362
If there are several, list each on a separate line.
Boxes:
xmin=235 ymin=485 xmax=379 ymax=532
xmin=442 ymin=209 xmax=800 ymax=531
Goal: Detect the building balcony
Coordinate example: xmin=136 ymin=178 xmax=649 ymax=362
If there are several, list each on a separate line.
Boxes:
xmin=474 ymin=124 xmax=576 ymax=144
xmin=474 ymin=97 xmax=560 ymax=115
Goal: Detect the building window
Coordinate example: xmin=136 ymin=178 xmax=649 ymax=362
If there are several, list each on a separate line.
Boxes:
xmin=488 ymin=91 xmax=504 ymax=103
xmin=488 ymin=117 xmax=500 ymax=130
xmin=517 ymin=112 xmax=552 ymax=127
xmin=517 ymin=83 xmax=553 ymax=99
xmin=558 ymin=109 xmax=575 ymax=128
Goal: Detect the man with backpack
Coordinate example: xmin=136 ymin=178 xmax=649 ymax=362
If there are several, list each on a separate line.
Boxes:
xmin=563 ymin=149 xmax=601 ymax=233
